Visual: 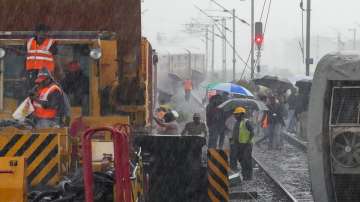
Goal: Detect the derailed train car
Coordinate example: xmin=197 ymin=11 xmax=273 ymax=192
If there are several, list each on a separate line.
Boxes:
xmin=308 ymin=52 xmax=360 ymax=201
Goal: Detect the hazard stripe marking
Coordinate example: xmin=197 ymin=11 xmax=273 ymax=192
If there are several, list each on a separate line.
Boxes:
xmin=0 ymin=134 xmax=22 ymax=156
xmin=0 ymin=133 xmax=62 ymax=187
xmin=15 ymin=134 xmax=39 ymax=156
xmin=208 ymin=161 xmax=229 ymax=187
xmin=28 ymin=146 xmax=58 ymax=184
xmin=27 ymin=134 xmax=56 ymax=165
xmin=208 ymin=153 xmax=229 ymax=177
xmin=209 ymin=149 xmax=230 ymax=172
xmin=208 ymin=175 xmax=230 ymax=201
xmin=32 ymin=157 xmax=58 ymax=186
xmin=208 ymin=189 xmax=220 ymax=202
xmin=5 ymin=135 xmax=31 ymax=156
xmin=208 ymin=149 xmax=230 ymax=202
xmin=39 ymin=163 xmax=58 ymax=185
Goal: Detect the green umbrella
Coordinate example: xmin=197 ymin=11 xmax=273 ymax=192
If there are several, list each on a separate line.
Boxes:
xmin=201 ymin=82 xmax=221 ymax=89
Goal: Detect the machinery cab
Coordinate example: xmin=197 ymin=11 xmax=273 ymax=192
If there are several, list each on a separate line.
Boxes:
xmin=0 ymin=32 xmax=153 ymax=201
xmin=0 ymin=32 xmax=154 ymax=128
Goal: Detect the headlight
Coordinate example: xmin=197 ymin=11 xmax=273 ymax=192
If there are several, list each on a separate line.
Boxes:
xmin=89 ymin=48 xmax=102 ymax=60
xmin=0 ymin=48 xmax=6 ymax=59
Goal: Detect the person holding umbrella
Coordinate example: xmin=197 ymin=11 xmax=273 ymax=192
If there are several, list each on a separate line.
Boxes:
xmin=206 ymin=95 xmax=226 ymax=148
xmin=231 ymin=107 xmax=254 ymax=180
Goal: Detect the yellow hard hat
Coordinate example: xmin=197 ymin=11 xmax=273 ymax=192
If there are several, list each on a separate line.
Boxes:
xmin=233 ymin=107 xmax=246 ymax=114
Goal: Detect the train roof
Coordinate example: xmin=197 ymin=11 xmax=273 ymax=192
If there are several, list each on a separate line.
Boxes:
xmin=315 ymin=52 xmax=360 ymax=81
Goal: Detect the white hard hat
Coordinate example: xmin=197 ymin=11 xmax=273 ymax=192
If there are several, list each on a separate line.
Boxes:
xmin=171 ymin=110 xmax=179 ymax=118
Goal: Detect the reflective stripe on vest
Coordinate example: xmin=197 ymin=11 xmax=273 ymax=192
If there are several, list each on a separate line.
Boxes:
xmin=33 ymin=84 xmax=61 ymax=119
xmin=26 ymin=37 xmax=55 ymax=72
xmin=239 ymin=120 xmax=251 ymax=143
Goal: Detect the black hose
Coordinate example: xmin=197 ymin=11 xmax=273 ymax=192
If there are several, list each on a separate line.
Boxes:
xmin=52 ymin=194 xmax=77 ymax=202
xmin=31 ymin=190 xmax=61 ymax=202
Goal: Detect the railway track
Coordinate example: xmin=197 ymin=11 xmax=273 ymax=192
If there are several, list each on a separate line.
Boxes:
xmin=254 ymin=131 xmax=313 ymax=202
xmin=252 ymin=156 xmax=298 ymax=202
xmin=282 ymin=131 xmax=307 ymax=152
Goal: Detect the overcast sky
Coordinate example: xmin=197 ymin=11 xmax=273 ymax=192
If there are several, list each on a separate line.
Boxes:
xmin=142 ymin=0 xmax=360 ymax=77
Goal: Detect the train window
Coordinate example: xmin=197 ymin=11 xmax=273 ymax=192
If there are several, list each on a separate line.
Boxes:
xmin=330 ymin=87 xmax=360 ymax=125
xmin=3 ymin=45 xmax=27 ymax=101
xmin=57 ymin=44 xmax=90 ymax=115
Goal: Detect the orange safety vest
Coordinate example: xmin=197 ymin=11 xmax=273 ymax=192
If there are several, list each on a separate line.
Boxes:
xmin=33 ymin=84 xmax=61 ymax=119
xmin=26 ymin=37 xmax=55 ymax=72
xmin=184 ymin=80 xmax=193 ymax=91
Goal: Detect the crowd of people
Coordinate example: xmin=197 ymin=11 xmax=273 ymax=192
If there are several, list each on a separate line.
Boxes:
xmin=153 ymin=81 xmax=310 ymax=181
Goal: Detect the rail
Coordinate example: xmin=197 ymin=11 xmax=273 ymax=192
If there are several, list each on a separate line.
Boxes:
xmin=252 ymin=156 xmax=298 ymax=202
xmin=282 ymin=131 xmax=307 ymax=152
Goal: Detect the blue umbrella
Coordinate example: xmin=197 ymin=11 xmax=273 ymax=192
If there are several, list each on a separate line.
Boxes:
xmin=209 ymin=82 xmax=254 ymax=97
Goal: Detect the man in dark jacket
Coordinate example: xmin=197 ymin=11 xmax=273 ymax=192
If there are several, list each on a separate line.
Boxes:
xmin=267 ymin=95 xmax=286 ymax=149
xmin=206 ymin=95 xmax=226 ymax=148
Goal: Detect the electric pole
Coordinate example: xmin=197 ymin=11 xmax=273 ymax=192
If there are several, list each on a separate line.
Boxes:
xmin=232 ymin=9 xmax=236 ymax=81
xmin=205 ymin=26 xmax=209 ymax=74
xmin=349 ymin=28 xmax=357 ymax=50
xmin=305 ymin=0 xmax=312 ymax=76
xmin=250 ymin=0 xmax=255 ymax=79
xmin=211 ymin=24 xmax=215 ymax=74
xmin=222 ymin=18 xmax=227 ymax=80
xmin=186 ymin=49 xmax=192 ymax=78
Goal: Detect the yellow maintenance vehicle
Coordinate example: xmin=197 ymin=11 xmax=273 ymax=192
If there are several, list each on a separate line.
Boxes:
xmin=0 ymin=1 xmax=209 ymax=202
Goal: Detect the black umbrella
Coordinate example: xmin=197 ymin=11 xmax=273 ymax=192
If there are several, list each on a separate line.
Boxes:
xmin=295 ymin=79 xmax=312 ymax=89
xmin=253 ymin=75 xmax=293 ymax=93
xmin=217 ymin=98 xmax=269 ymax=113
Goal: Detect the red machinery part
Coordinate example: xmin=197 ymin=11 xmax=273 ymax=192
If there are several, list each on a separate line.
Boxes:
xmin=82 ymin=126 xmax=131 ymax=202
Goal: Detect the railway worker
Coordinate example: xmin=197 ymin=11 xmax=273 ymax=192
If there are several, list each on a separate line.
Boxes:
xmin=26 ymin=24 xmax=57 ymax=86
xmin=183 ymin=79 xmax=193 ymax=102
xmin=181 ymin=113 xmax=208 ymax=136
xmin=231 ymin=107 xmax=254 ymax=180
xmin=154 ymin=110 xmax=179 ymax=135
xmin=30 ymin=68 xmax=66 ymax=128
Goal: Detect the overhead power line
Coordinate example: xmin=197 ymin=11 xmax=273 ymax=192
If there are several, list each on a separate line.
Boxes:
xmin=209 ymin=0 xmax=250 ymax=25
xmin=194 ymin=5 xmax=249 ymax=67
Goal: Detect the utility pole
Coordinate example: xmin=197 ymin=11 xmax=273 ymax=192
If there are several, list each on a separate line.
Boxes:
xmin=232 ymin=9 xmax=236 ymax=81
xmin=211 ymin=24 xmax=215 ymax=74
xmin=349 ymin=28 xmax=357 ymax=50
xmin=205 ymin=27 xmax=209 ymax=74
xmin=250 ymin=0 xmax=255 ymax=79
xmin=186 ymin=49 xmax=192 ymax=78
xmin=167 ymin=51 xmax=171 ymax=72
xmin=222 ymin=18 xmax=227 ymax=80
xmin=305 ymin=0 xmax=311 ymax=76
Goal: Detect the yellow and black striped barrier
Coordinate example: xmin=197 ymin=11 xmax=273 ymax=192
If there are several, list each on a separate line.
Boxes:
xmin=208 ymin=148 xmax=230 ymax=202
xmin=0 ymin=132 xmax=67 ymax=187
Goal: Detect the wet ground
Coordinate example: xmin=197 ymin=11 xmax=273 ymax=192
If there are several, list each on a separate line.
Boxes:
xmin=253 ymin=139 xmax=314 ymax=201
xmin=230 ymin=166 xmax=292 ymax=202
